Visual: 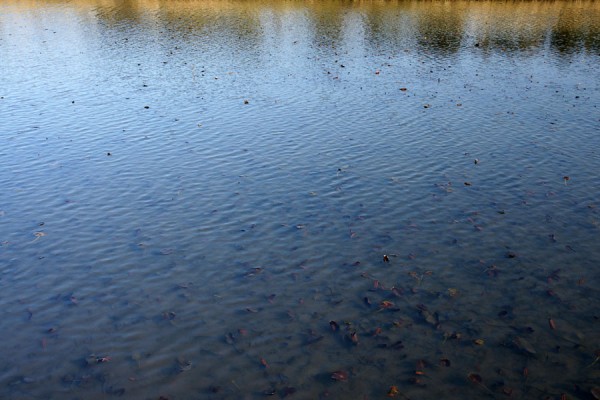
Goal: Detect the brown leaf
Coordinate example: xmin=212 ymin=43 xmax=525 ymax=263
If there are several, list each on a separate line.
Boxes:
xmin=331 ymin=370 xmax=348 ymax=381
xmin=346 ymin=331 xmax=359 ymax=345
xmin=549 ymin=318 xmax=556 ymax=330
xmin=380 ymin=300 xmax=394 ymax=309
xmin=468 ymin=373 xmax=482 ymax=384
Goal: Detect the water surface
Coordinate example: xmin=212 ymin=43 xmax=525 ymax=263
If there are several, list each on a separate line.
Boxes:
xmin=1 ymin=1 xmax=599 ymax=399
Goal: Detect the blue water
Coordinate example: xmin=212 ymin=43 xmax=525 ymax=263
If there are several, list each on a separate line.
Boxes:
xmin=1 ymin=1 xmax=599 ymax=398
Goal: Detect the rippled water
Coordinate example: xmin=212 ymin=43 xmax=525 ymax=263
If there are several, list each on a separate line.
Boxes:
xmin=1 ymin=1 xmax=599 ymax=399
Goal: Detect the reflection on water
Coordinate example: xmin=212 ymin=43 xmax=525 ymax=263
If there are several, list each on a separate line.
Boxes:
xmin=2 ymin=0 xmax=600 ymax=54
xmin=1 ymin=0 xmax=599 ymax=399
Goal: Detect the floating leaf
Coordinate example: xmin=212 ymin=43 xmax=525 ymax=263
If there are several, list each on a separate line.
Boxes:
xmin=387 ymin=386 xmax=399 ymax=397
xmin=379 ymin=300 xmax=395 ymax=309
xmin=549 ymin=318 xmax=556 ymax=330
xmin=329 ymin=320 xmax=339 ymax=332
xmin=331 ymin=370 xmax=348 ymax=381
xmin=260 ymin=358 xmax=269 ymax=369
xmin=473 ymin=339 xmax=485 ymax=346
xmin=346 ymin=331 xmax=359 ymax=345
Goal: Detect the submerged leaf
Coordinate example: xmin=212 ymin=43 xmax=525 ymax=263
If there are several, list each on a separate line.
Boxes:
xmin=439 ymin=358 xmax=451 ymax=367
xmin=514 ymin=336 xmax=536 ymax=354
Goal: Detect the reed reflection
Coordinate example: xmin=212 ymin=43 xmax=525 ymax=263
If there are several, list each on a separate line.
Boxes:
xmin=414 ymin=2 xmax=465 ymax=55
xmin=2 ymin=0 xmax=599 ymax=57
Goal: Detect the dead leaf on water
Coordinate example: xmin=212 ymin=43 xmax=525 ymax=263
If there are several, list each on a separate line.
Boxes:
xmin=331 ymin=370 xmax=348 ymax=381
xmin=345 ymin=331 xmax=359 ymax=345
xmin=260 ymin=357 xmax=269 ymax=369
xmin=379 ymin=300 xmax=394 ymax=309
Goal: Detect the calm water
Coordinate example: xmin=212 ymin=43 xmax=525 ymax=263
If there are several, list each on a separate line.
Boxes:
xmin=1 ymin=0 xmax=599 ymax=399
